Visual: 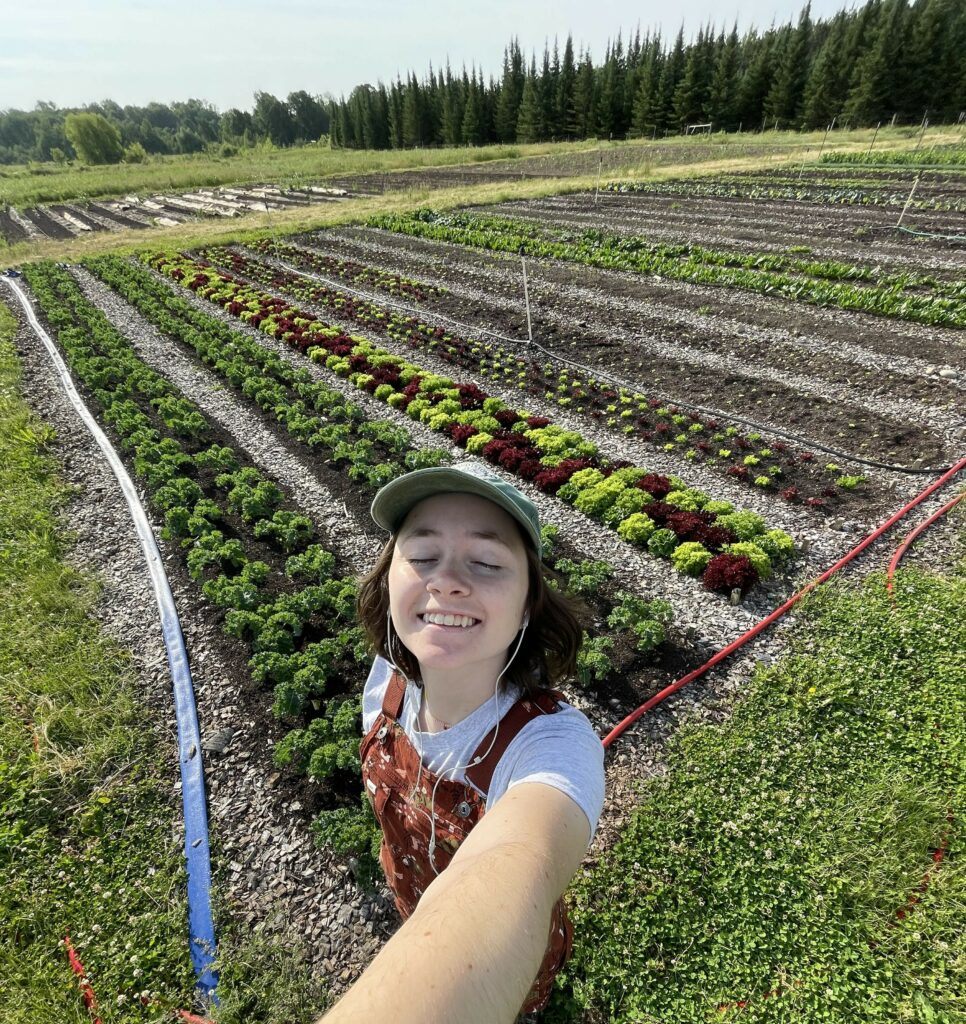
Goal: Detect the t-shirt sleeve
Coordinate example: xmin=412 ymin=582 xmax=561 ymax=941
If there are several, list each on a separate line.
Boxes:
xmin=362 ymin=655 xmax=394 ymax=735
xmin=490 ymin=702 xmax=606 ymax=853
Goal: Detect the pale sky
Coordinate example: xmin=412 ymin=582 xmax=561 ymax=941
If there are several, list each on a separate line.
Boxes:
xmin=1 ymin=0 xmax=853 ymax=113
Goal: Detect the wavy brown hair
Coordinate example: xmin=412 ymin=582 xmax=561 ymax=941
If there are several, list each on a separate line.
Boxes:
xmin=356 ymin=522 xmax=588 ymax=698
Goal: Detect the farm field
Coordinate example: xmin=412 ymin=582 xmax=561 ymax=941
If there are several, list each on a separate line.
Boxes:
xmin=0 ymin=183 xmax=353 ymax=247
xmin=2 ymin=142 xmax=964 ymax=1022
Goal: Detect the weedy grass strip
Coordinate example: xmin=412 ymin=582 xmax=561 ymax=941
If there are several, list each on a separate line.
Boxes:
xmin=553 ymin=551 xmax=966 ymax=1023
xmin=0 ymin=299 xmax=197 ymax=1021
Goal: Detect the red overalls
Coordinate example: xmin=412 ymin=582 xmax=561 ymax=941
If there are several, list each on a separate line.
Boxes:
xmin=359 ymin=668 xmax=575 ymax=1016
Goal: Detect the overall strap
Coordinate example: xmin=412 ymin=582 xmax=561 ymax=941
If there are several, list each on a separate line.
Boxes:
xmin=381 ymin=668 xmax=408 ymax=722
xmin=464 ymin=689 xmax=565 ymax=796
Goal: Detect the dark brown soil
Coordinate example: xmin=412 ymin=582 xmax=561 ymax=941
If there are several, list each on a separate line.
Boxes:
xmin=293 ymin=227 xmax=961 ymax=473
xmin=22 ymin=206 xmax=73 ymax=239
xmin=0 ymin=207 xmax=30 ymax=244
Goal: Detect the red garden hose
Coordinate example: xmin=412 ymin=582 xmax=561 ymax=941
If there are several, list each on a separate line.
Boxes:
xmin=601 ymin=457 xmax=966 ymax=750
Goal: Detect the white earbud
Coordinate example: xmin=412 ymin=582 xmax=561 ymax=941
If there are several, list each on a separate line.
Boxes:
xmin=520 ymin=611 xmax=529 ymax=630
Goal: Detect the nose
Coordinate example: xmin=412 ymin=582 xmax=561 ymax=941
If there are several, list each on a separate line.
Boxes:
xmin=425 ymin=558 xmax=471 ymax=595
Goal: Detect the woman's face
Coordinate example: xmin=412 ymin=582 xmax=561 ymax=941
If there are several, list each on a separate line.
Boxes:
xmin=387 ymin=492 xmax=530 ymax=680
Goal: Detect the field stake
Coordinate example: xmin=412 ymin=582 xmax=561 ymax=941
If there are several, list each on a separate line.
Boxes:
xmin=594 ymin=149 xmax=603 ymax=204
xmin=866 ymin=121 xmax=881 ymax=159
xmin=896 ymin=171 xmax=923 ymax=228
xmin=521 ymin=257 xmax=533 ymax=345
xmin=913 ymin=112 xmax=929 ymax=154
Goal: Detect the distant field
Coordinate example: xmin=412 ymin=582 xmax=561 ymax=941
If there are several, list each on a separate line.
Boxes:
xmin=2 ymin=124 xmax=952 ymax=209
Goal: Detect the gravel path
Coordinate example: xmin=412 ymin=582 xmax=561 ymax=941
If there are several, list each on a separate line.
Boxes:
xmin=71 ymin=266 xmax=378 ymax=570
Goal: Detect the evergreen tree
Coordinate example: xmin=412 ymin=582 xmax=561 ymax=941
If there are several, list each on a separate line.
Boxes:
xmin=402 ymin=74 xmax=423 ymax=146
xmin=494 ymin=39 xmax=526 ymax=142
xmin=516 ymin=59 xmax=544 ymax=142
xmin=631 ymin=34 xmax=663 ymax=136
xmin=387 ymin=78 xmax=404 ymax=148
xmin=735 ymin=27 xmax=779 ymax=130
xmin=674 ymin=25 xmax=714 ymax=126
xmin=801 ymin=11 xmax=851 ymax=128
xmin=556 ymin=35 xmax=577 ymax=138
xmin=462 ymin=70 xmax=486 ymax=145
xmin=539 ymin=44 xmax=557 ymax=139
xmin=709 ymin=25 xmax=741 ymax=129
xmin=765 ymin=3 xmax=813 ymax=126
xmin=572 ymin=51 xmax=597 ymax=137
xmin=656 ymin=27 xmax=686 ymax=130
xmin=844 ymin=0 xmax=905 ymax=125
xmin=441 ymin=64 xmax=464 ymax=145
xmin=903 ymin=0 xmax=965 ymax=121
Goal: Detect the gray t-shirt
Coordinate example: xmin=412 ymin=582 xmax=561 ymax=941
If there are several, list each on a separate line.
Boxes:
xmin=362 ymin=655 xmax=606 ymax=850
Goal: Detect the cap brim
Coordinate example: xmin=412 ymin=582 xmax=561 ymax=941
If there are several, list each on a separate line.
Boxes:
xmin=370 ymin=467 xmax=541 ymax=555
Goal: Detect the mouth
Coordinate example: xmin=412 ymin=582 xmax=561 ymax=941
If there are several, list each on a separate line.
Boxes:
xmin=418 ymin=612 xmax=482 ymax=630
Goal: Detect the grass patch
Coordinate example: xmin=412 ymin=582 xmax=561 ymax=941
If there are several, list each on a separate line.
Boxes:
xmin=554 ymin=526 xmax=966 ymax=1022
xmin=0 ymin=300 xmax=199 ymax=1021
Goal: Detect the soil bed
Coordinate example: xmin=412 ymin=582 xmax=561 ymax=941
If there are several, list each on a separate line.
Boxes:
xmin=288 ymin=226 xmax=961 ymax=473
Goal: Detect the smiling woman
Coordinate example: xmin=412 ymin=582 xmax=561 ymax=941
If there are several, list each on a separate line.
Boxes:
xmin=318 ymin=462 xmax=606 ymax=1023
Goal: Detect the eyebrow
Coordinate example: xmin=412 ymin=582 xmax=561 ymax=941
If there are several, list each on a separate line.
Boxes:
xmin=400 ymin=526 xmax=514 ymax=550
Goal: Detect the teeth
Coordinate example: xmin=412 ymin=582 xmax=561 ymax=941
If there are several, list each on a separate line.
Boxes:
xmin=422 ymin=613 xmax=478 ymax=628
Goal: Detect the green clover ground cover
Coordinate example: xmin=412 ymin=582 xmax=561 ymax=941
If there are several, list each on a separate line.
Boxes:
xmin=554 ymin=542 xmax=965 ymax=1023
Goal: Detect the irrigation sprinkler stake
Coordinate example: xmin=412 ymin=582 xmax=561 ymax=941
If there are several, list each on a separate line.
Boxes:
xmin=895 ymin=171 xmax=923 ymax=229
xmin=521 ymin=257 xmax=533 ymax=346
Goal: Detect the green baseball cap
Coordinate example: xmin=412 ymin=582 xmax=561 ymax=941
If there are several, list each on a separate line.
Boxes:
xmin=370 ymin=463 xmax=543 ymax=558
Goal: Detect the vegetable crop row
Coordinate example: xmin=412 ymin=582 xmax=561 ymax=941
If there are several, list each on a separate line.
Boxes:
xmin=247 ymin=237 xmax=447 ymax=301
xmin=87 ymin=251 xmax=679 ymax=683
xmin=151 ymin=250 xmax=797 ymax=596
xmin=601 ymin=175 xmax=964 ymax=212
xmin=369 ymin=210 xmax=966 ymax=327
xmin=203 ymin=243 xmax=860 ymax=509
xmin=822 ymin=145 xmax=966 ymax=168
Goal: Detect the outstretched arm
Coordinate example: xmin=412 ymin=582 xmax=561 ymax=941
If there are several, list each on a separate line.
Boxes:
xmin=317 ymin=781 xmax=591 ymax=1024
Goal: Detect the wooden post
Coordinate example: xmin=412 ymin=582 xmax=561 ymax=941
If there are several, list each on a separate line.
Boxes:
xmin=866 ymin=121 xmax=881 ymax=160
xmin=594 ymin=149 xmax=603 ymax=204
xmin=896 ymin=171 xmax=922 ymax=229
xmin=913 ymin=113 xmax=929 ymax=155
xmin=522 ymin=258 xmax=533 ymax=345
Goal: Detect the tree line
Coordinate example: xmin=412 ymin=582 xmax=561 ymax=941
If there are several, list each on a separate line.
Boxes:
xmin=0 ymin=92 xmax=330 ymax=166
xmin=329 ymin=0 xmax=965 ymax=148
xmin=1 ymin=0 xmax=962 ymax=165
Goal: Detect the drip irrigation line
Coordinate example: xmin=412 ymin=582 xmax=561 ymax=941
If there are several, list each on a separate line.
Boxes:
xmin=2 ymin=274 xmax=219 ymax=1004
xmin=599 ymin=455 xmax=966 ymax=749
xmin=896 ymin=225 xmax=966 ymax=243
xmin=252 ymin=245 xmax=955 ymax=476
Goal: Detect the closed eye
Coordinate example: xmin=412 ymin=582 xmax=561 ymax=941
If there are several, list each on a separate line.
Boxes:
xmin=408 ymin=558 xmax=502 ymax=571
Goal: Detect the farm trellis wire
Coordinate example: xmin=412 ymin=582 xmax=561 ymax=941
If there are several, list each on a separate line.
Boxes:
xmin=255 ymin=243 xmax=958 ymax=476
xmin=4 ymin=262 xmax=964 ymax=1018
